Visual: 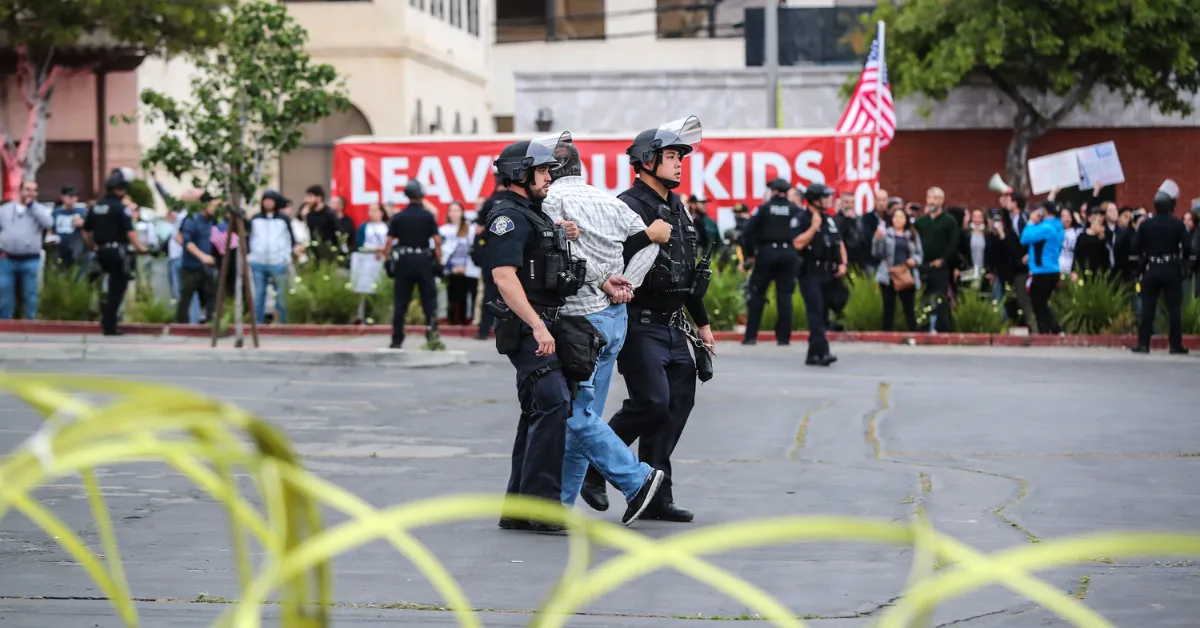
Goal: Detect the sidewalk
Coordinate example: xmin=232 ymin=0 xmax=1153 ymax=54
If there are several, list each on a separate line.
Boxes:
xmin=0 ymin=332 xmax=469 ymax=368
xmin=0 ymin=319 xmax=1196 ymax=349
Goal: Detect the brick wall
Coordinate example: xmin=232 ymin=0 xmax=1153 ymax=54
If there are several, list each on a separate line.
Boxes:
xmin=879 ymin=128 xmax=1200 ymax=214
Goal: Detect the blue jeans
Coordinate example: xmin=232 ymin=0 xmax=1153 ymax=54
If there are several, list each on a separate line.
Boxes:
xmin=561 ymin=304 xmax=653 ymax=506
xmin=169 ymin=257 xmax=201 ymax=323
xmin=0 ymin=256 xmax=41 ymax=320
xmin=251 ymin=262 xmax=289 ymax=323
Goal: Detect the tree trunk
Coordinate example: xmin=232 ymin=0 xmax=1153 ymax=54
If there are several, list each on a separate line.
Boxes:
xmin=1004 ymin=128 xmax=1034 ymax=196
xmin=0 ymin=48 xmax=68 ymax=200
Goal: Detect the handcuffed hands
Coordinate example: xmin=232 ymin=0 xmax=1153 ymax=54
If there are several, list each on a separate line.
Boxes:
xmin=602 ymin=274 xmax=634 ymax=304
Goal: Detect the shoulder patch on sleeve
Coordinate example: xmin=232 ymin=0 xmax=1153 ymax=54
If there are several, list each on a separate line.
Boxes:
xmin=489 ymin=215 xmax=515 ymax=236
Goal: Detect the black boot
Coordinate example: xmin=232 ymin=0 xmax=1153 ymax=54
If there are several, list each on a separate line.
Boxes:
xmin=580 ymin=466 xmax=609 ymax=512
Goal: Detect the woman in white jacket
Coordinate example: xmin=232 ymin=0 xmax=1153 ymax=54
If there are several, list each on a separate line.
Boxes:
xmin=438 ymin=201 xmax=480 ymax=326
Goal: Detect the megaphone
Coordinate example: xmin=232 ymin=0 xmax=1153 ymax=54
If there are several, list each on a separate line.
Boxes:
xmin=988 ymin=173 xmax=1012 ymax=195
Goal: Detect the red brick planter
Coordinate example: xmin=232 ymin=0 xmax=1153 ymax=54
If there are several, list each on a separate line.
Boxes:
xmin=2 ymin=320 xmax=1196 ymax=349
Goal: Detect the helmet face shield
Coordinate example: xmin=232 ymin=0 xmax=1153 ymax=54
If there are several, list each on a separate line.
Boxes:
xmin=1157 ymin=178 xmax=1179 ymax=201
xmin=530 ymin=130 xmax=573 ymax=170
xmin=656 ymin=116 xmax=702 ymax=157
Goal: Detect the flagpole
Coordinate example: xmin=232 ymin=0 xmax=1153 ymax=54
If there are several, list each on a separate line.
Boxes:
xmin=873 ymin=20 xmax=885 ymax=186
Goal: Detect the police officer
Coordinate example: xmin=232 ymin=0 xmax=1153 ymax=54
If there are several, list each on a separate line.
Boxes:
xmin=484 ymin=133 xmax=582 ymax=534
xmin=794 ymin=183 xmax=843 ymax=366
xmin=384 ymin=180 xmax=442 ymax=349
xmin=580 ymin=117 xmax=715 ymax=523
xmin=81 ymin=168 xmax=147 ymax=336
xmin=1130 ymin=179 xmax=1191 ymax=355
xmin=741 ymin=177 xmax=803 ymax=345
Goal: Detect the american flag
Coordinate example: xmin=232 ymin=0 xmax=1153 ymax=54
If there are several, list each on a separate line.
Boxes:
xmin=836 ymin=24 xmax=896 ymax=149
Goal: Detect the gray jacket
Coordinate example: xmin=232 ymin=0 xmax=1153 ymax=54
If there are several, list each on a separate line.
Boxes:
xmin=871 ymin=227 xmax=924 ymax=288
xmin=0 ymin=200 xmax=53 ymax=257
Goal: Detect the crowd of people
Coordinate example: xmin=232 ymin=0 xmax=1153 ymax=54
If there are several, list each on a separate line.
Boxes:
xmin=712 ymin=179 xmax=1199 ymax=353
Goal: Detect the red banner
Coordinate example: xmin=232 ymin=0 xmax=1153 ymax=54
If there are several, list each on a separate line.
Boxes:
xmin=331 ymin=131 xmax=880 ymax=226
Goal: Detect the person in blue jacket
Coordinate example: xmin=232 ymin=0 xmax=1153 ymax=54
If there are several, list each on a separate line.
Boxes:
xmin=1019 ymin=200 xmax=1065 ymax=334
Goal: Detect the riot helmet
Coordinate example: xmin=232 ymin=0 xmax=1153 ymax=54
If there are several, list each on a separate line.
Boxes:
xmin=493 ymin=130 xmax=571 ymax=200
xmin=404 ymin=179 xmax=425 ymax=201
xmin=802 ymin=182 xmax=835 ymax=209
xmin=105 ymin=167 xmax=134 ymax=194
xmin=1153 ymin=179 xmax=1178 ymax=214
xmin=626 ymin=116 xmax=702 ymax=191
xmin=767 ymin=178 xmax=791 ymax=194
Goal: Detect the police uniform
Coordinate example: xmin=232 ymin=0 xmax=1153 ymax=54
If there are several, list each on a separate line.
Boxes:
xmin=795 ymin=184 xmax=840 ymax=366
xmin=582 ymin=118 xmax=709 ymax=523
xmin=386 ymin=181 xmax=441 ymax=349
xmin=473 ymin=193 xmax=502 ymax=339
xmin=742 ymin=178 xmax=803 ymax=345
xmin=486 ymin=136 xmax=582 ymax=533
xmin=1131 ymin=180 xmax=1191 ymax=355
xmin=82 ymin=171 xmax=138 ymax=336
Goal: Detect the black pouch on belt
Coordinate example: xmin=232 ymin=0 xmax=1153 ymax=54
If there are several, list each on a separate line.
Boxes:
xmin=552 ymin=314 xmax=607 ymax=383
xmin=693 ymin=342 xmax=714 ymax=382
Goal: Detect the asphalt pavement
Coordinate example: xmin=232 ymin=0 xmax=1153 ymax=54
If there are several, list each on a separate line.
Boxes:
xmin=0 ymin=337 xmax=1197 ymax=627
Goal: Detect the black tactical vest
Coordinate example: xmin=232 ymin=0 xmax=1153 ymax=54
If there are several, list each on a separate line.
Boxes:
xmin=757 ymin=198 xmax=795 ymax=243
xmin=620 ymin=186 xmax=697 ymax=295
xmin=503 ymin=203 xmax=585 ymax=307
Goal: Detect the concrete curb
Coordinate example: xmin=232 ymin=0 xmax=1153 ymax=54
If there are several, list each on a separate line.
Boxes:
xmin=1 ymin=320 xmax=1197 ymax=350
xmin=0 ymin=343 xmax=470 ymax=369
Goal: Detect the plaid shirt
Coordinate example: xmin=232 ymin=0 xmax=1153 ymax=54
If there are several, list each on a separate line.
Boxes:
xmin=543 ymin=176 xmax=658 ymax=316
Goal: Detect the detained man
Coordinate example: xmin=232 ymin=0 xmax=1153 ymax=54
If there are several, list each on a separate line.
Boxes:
xmin=542 ymin=142 xmax=673 ymax=525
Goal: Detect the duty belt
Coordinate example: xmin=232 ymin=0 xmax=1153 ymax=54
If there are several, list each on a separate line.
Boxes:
xmin=532 ymin=304 xmax=561 ymax=323
xmin=808 ymin=259 xmax=839 ymax=269
xmin=394 ymin=247 xmax=427 ymax=255
xmin=1147 ymin=254 xmax=1179 ymax=264
xmin=630 ymin=306 xmax=684 ymax=327
xmin=766 ymin=242 xmax=793 ymax=249
xmin=99 ymin=242 xmax=124 ymax=249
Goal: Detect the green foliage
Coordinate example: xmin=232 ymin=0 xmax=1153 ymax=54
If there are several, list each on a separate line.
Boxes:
xmin=701 ymin=265 xmax=747 ymax=332
xmin=1053 ymin=272 xmax=1133 ymax=334
xmin=126 ymin=180 xmax=155 ymax=211
xmin=140 ymin=1 xmax=350 ymax=206
xmin=838 ymin=271 xmax=883 ymax=331
xmin=38 ymin=265 xmax=96 ymax=321
xmin=856 ymin=0 xmax=1200 ymax=190
xmin=283 ymin=263 xmax=361 ymax=325
xmin=952 ymin=286 xmax=1007 ymax=334
xmin=0 ymin=0 xmax=233 ymax=56
xmin=125 ymin=291 xmax=175 ymax=324
xmin=1153 ymin=291 xmax=1200 ymax=336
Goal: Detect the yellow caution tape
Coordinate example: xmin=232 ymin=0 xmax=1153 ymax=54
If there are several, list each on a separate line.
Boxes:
xmin=1 ymin=370 xmax=1198 ymax=628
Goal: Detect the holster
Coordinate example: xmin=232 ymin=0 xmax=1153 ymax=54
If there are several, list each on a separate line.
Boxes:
xmin=487 ymin=300 xmax=521 ymax=355
xmin=552 ymin=314 xmax=606 ymax=384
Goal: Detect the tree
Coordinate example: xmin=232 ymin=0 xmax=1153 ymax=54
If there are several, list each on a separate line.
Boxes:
xmin=139 ymin=1 xmax=350 ymax=209
xmin=855 ymin=0 xmax=1200 ymax=194
xmin=0 ymin=0 xmax=233 ymax=198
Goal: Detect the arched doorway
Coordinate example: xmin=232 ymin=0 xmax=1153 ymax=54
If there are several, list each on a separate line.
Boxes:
xmin=279 ymin=103 xmax=372 ymax=204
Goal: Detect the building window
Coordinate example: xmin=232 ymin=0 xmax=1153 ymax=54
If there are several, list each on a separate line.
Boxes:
xmin=450 ymin=0 xmax=462 ymax=26
xmin=657 ymin=0 xmax=710 ymax=38
xmin=472 ymin=118 xmax=479 ymax=134
xmin=467 ymin=0 xmax=479 ymax=35
xmin=496 ymin=0 xmax=605 ymax=43
xmin=494 ymin=116 xmax=514 ymax=133
xmin=433 ymin=0 xmax=444 ymax=19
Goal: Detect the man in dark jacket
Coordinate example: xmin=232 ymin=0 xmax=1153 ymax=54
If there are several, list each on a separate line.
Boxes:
xmin=913 ymin=187 xmax=959 ymax=332
xmin=857 ymin=188 xmax=892 ymax=277
xmin=999 ymin=191 xmax=1038 ymax=331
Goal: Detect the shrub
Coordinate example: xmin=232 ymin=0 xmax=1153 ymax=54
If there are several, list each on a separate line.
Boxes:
xmin=125 ymin=291 xmax=175 ymax=324
xmin=702 ymin=264 xmax=746 ymax=331
xmin=1053 ymin=271 xmax=1133 ymax=334
xmin=838 ymin=271 xmax=883 ymax=331
xmin=283 ymin=262 xmax=361 ymax=325
xmin=38 ymin=265 xmax=96 ymax=321
xmin=952 ymin=286 xmax=1007 ymax=333
xmin=1153 ymin=292 xmax=1200 ymax=336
